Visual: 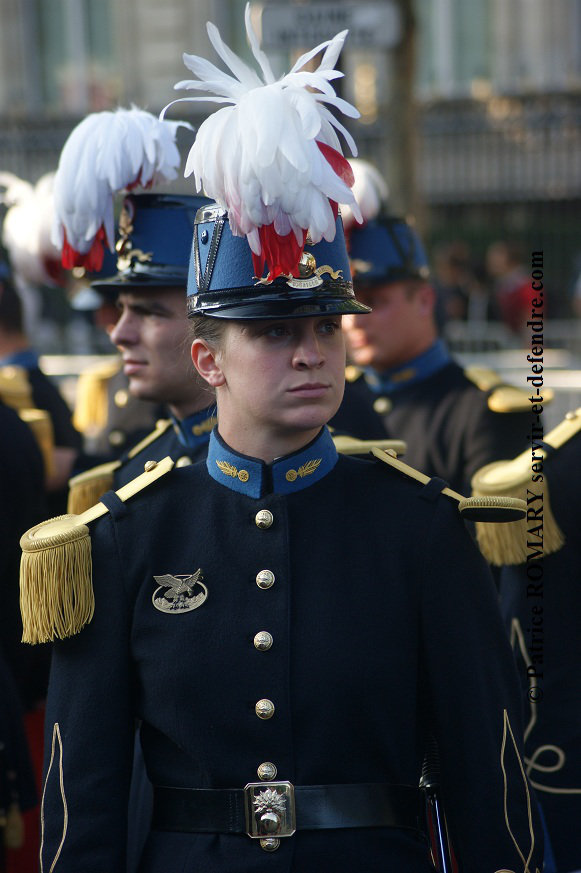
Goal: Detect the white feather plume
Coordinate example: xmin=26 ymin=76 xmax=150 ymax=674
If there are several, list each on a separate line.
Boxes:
xmin=51 ymin=107 xmax=192 ymax=271
xmin=340 ymin=158 xmax=390 ymax=232
xmin=1 ymin=171 xmax=63 ymax=286
xmin=163 ymin=2 xmax=362 ymax=279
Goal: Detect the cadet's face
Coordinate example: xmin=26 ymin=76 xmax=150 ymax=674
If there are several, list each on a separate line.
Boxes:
xmin=109 ymin=288 xmax=199 ymax=412
xmin=205 ymin=315 xmax=346 ymax=455
xmin=343 ymin=281 xmax=429 ymax=371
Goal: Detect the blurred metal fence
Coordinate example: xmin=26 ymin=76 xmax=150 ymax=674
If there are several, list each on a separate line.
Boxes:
xmin=0 ymin=119 xmax=75 ymax=182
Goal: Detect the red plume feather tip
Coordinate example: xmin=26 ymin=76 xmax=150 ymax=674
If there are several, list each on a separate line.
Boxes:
xmin=317 ymin=142 xmax=355 ymax=188
xmin=253 ymin=226 xmax=308 ymax=282
xmin=62 ymin=227 xmax=106 ymax=272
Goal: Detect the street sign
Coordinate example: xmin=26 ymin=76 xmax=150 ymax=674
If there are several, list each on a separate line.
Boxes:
xmin=260 ymin=2 xmax=402 ymax=50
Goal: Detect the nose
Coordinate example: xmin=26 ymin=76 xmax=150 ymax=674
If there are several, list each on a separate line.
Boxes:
xmin=292 ymin=326 xmax=324 ymax=369
xmin=109 ymin=309 xmax=137 ymax=348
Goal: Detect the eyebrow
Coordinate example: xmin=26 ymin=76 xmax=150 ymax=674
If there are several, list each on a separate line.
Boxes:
xmin=118 ymin=297 xmax=175 ymax=316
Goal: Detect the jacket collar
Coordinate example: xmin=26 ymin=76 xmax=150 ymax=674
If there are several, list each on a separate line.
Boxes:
xmin=0 ymin=347 xmax=39 ymax=369
xmin=172 ymin=404 xmax=218 ymax=448
xmin=207 ymin=426 xmax=338 ymax=498
xmin=364 ymin=338 xmax=451 ymax=395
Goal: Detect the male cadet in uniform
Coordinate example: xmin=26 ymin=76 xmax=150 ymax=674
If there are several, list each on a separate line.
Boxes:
xmin=43 ymin=105 xmax=218 ymax=514
xmin=66 ymin=192 xmax=216 ymax=514
xmin=472 ymin=408 xmax=581 ymax=873
xmin=330 ymin=215 xmax=533 ymax=495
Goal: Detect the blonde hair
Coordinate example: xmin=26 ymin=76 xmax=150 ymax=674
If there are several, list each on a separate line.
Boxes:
xmin=189 ymin=315 xmax=228 ymax=349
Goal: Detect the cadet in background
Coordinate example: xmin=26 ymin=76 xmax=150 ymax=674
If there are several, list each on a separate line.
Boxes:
xmin=472 ymin=408 xmax=581 ymax=873
xmin=331 ymin=215 xmax=535 ymax=495
xmin=0 ymin=270 xmax=82 ymax=514
xmin=66 ymin=192 xmax=216 ymax=515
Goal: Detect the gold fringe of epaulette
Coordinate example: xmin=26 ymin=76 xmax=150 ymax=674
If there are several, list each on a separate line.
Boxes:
xmin=19 ymin=408 xmax=55 ymax=479
xmin=67 ymin=460 xmax=121 ymax=515
xmin=72 ymin=357 xmax=121 ymax=433
xmin=471 ymin=464 xmax=564 ymax=566
xmin=20 ymin=516 xmax=93 ymax=643
xmin=20 ymin=456 xmax=175 ymax=644
xmin=0 ymin=365 xmax=34 ymax=411
xmin=470 ymin=408 xmax=581 ymax=565
xmin=3 ymin=803 xmax=25 ymax=850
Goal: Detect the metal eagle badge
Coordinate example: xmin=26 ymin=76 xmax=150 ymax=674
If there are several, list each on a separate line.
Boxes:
xmin=152 ymin=569 xmax=208 ymax=614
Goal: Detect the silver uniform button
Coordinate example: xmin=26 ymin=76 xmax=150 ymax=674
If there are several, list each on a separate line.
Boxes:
xmin=255 ymin=509 xmax=274 ymax=529
xmin=256 ymin=570 xmax=275 ymax=589
xmin=255 ymin=699 xmax=275 ymax=719
xmin=254 ymin=631 xmax=273 ymax=651
xmin=257 ymin=761 xmax=277 ymax=781
xmin=260 ymin=838 xmax=280 ymax=852
xmin=175 ymin=456 xmax=192 ymax=468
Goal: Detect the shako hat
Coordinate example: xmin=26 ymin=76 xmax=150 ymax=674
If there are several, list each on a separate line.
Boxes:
xmin=348 ymin=215 xmax=430 ymax=285
xmin=91 ymin=192 xmax=211 ymax=292
xmin=164 ymin=3 xmax=370 ymax=319
xmin=188 ymin=202 xmax=368 ymax=319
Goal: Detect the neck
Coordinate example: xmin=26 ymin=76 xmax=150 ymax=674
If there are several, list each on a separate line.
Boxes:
xmin=216 ymin=420 xmax=322 ymax=464
xmin=168 ymin=392 xmax=215 ymax=421
xmin=0 ymin=333 xmax=29 ymax=358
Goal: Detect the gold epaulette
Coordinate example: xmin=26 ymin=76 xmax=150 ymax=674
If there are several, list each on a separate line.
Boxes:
xmin=372 ymin=447 xmax=526 ymax=523
xmin=19 ymin=408 xmax=55 ymax=478
xmin=67 ymin=459 xmax=122 ymax=515
xmin=20 ymin=456 xmax=175 ymax=644
xmin=464 ymin=365 xmax=554 ymax=413
xmin=72 ymin=357 xmax=122 ymax=433
xmin=471 ymin=408 xmax=581 ymax=565
xmin=0 ymin=365 xmax=34 ymax=411
xmin=345 ymin=365 xmax=364 ymax=383
xmin=126 ymin=418 xmax=173 ymax=458
xmin=332 ymin=434 xmax=406 ymax=457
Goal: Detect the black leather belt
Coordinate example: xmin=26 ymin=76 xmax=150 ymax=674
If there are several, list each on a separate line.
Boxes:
xmin=153 ymin=782 xmax=422 ymax=840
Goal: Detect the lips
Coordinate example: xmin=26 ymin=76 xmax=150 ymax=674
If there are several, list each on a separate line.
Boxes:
xmin=288 ymin=383 xmax=330 ymax=398
xmin=122 ymin=358 xmax=147 ymax=376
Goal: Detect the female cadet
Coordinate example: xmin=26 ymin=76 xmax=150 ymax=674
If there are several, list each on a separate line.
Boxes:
xmin=21 ymin=9 xmax=543 ymax=873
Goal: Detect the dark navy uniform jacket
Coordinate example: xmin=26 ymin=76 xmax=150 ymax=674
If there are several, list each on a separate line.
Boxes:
xmin=0 ymin=401 xmax=48 ymax=710
xmin=114 ymin=405 xmax=217 ymax=487
xmin=499 ymin=427 xmax=581 ymax=873
xmin=331 ymin=348 xmax=529 ymax=495
xmin=42 ymin=427 xmax=543 ymax=873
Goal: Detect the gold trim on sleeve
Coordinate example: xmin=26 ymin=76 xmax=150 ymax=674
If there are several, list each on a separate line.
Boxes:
xmin=499 ymin=709 xmax=536 ymax=873
xmin=40 ymin=722 xmax=68 ymax=873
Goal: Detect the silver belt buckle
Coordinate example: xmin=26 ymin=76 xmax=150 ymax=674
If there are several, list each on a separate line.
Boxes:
xmin=244 ymin=781 xmax=296 ymax=839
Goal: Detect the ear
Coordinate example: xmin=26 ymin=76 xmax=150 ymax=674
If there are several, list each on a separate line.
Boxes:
xmin=191 ymin=339 xmax=226 ymax=388
xmin=416 ymin=282 xmax=436 ymax=316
